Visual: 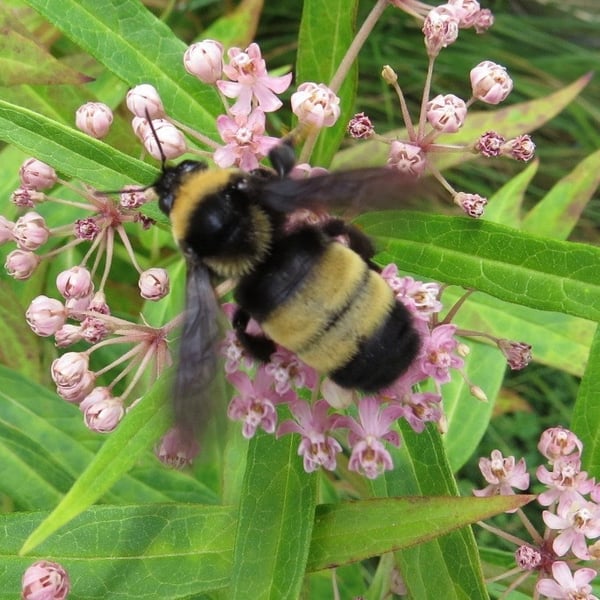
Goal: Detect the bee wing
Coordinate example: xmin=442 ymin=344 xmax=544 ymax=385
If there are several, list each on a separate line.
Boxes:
xmin=172 ymin=260 xmax=221 ymax=437
xmin=259 ymin=168 xmax=422 ymax=213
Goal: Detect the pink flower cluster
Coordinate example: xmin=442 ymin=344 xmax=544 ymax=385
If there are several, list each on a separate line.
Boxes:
xmin=474 ymin=427 xmax=600 ymax=597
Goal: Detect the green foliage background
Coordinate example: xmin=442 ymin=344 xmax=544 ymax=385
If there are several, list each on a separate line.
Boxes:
xmin=0 ymin=0 xmax=598 ymax=598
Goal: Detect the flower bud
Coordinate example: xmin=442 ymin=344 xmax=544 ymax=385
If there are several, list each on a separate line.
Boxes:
xmin=13 ymin=211 xmax=49 ymax=251
xmin=291 ymin=82 xmax=340 ymax=129
xmin=55 ymin=324 xmax=83 ymax=348
xmin=347 ymin=112 xmax=374 ymax=139
xmin=5 ymin=249 xmax=40 ymax=279
xmin=321 ymin=377 xmax=355 ymax=409
xmin=454 ymin=192 xmax=487 ymax=218
xmin=155 ymin=426 xmax=200 ymax=468
xmin=497 ymin=339 xmax=532 ymax=370
xmin=126 ymin=84 xmax=165 ymax=119
xmin=51 ymin=351 xmax=89 ymax=387
xmin=56 ymin=266 xmax=94 ymax=300
xmin=143 ymin=119 xmax=187 ymax=160
xmin=75 ymin=102 xmax=113 ymax=138
xmin=57 ymin=370 xmax=96 ymax=403
xmin=426 ymin=94 xmax=467 ymax=133
xmin=0 ymin=215 xmax=14 ymax=244
xmin=81 ymin=388 xmax=125 ymax=433
xmin=65 ymin=294 xmax=93 ymax=321
xmin=475 ymin=131 xmax=505 ymax=157
xmin=470 ymin=61 xmax=513 ymax=104
xmin=26 ymin=295 xmax=67 ymax=336
xmin=381 ymin=65 xmax=398 ymax=85
xmin=502 ymin=134 xmax=535 ymax=162
xmin=448 ymin=0 xmax=481 ymax=28
xmin=184 ymin=40 xmax=224 ymax=84
xmin=21 ymin=560 xmax=70 ymax=600
xmin=139 ymin=267 xmax=170 ymax=300
xmin=387 ymin=141 xmax=427 ymax=177
xmin=19 ymin=158 xmax=57 ymax=190
xmin=473 ymin=8 xmax=494 ymax=33
xmin=11 ymin=187 xmax=45 ymax=207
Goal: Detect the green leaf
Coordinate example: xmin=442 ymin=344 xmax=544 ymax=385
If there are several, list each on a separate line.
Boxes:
xmin=358 ymin=211 xmax=600 ymax=322
xmin=20 ymin=374 xmax=172 ymax=555
xmin=572 ymin=324 xmax=600 ymax=474
xmin=202 ymin=0 xmax=264 ymax=48
xmin=0 ymin=7 xmax=92 ymax=86
xmin=297 ymin=0 xmax=359 ymax=166
xmin=522 ymin=148 xmax=600 ymax=240
xmin=230 ymin=431 xmax=318 ymax=600
xmin=25 ymin=0 xmax=222 ymax=134
xmin=0 ymin=99 xmax=156 ymax=189
xmin=307 ymin=494 xmax=533 ymax=572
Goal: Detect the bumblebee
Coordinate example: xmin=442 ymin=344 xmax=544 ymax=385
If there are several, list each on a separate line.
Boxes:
xmin=154 ymin=139 xmax=420 ymax=434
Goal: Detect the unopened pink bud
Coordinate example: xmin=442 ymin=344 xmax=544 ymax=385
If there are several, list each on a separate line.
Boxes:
xmin=470 ymin=61 xmax=513 ymax=104
xmin=5 ymin=249 xmax=40 ymax=279
xmin=184 ymin=40 xmax=224 ymax=84
xmin=139 ymin=267 xmax=170 ymax=300
xmin=426 ymin=93 xmax=467 ymax=132
xmin=387 ymin=141 xmax=427 ymax=177
xmin=57 ymin=370 xmax=96 ymax=403
xmin=0 ymin=215 xmax=14 ymax=244
xmin=126 ymin=84 xmax=165 ymax=119
xmin=26 ymin=295 xmax=67 ymax=336
xmin=88 ymin=291 xmax=110 ymax=315
xmin=56 ymin=266 xmax=94 ymax=300
xmin=81 ymin=388 xmax=125 ymax=433
xmin=65 ymin=294 xmax=93 ymax=321
xmin=13 ymin=211 xmax=49 ymax=251
xmin=55 ymin=324 xmax=83 ymax=348
xmin=75 ymin=102 xmax=113 ymax=138
xmin=291 ymin=82 xmax=340 ymax=129
xmin=19 ymin=158 xmax=57 ymax=190
xmin=143 ymin=119 xmax=187 ymax=160
xmin=51 ymin=351 xmax=89 ymax=387
xmin=21 ymin=560 xmax=70 ymax=600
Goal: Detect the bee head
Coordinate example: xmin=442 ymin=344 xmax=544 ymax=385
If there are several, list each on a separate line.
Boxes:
xmin=155 ymin=160 xmax=207 ymax=216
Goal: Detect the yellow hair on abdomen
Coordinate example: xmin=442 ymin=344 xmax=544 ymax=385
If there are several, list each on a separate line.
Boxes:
xmin=170 ymin=168 xmax=240 ymax=244
xmin=262 ymin=243 xmax=395 ymax=373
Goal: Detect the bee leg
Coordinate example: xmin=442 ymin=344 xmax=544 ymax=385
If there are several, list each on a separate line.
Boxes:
xmin=322 ymin=218 xmax=380 ymax=271
xmin=268 ymin=138 xmax=297 ymax=178
xmin=232 ymin=307 xmax=277 ymax=362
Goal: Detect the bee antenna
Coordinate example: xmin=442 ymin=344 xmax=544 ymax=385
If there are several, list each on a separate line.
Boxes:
xmin=144 ymin=108 xmax=167 ymax=170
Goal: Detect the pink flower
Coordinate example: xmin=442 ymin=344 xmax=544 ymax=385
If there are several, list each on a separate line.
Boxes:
xmin=420 ymin=324 xmax=464 ymax=384
xmin=56 ymin=266 xmax=94 ymax=300
xmin=217 ymin=43 xmax=292 ymax=116
xmin=184 ymin=40 xmax=224 ymax=85
xmin=13 ymin=212 xmax=49 ymax=251
xmin=335 ymin=397 xmax=405 ymax=479
xmin=426 ymin=93 xmax=467 ymax=133
xmin=265 ymin=347 xmax=318 ymax=395
xmin=142 ymin=119 xmax=187 ymax=160
xmin=536 ymin=561 xmax=598 ymax=600
xmin=80 ymin=387 xmax=125 ymax=433
xmin=347 ymin=112 xmax=374 ymax=139
xmin=538 ymin=427 xmax=582 ymax=463
xmin=423 ymin=5 xmax=459 ymax=57
xmin=497 ymin=339 xmax=532 ymax=369
xmin=126 ymin=84 xmax=165 ymax=119
xmin=214 ymin=109 xmax=279 ymax=171
xmin=475 ymin=131 xmax=505 ymax=157
xmin=543 ymin=499 xmax=600 ymax=560
xmin=474 ymin=449 xmax=529 ymax=503
xmin=5 ymin=249 xmax=40 ymax=279
xmin=453 ymin=192 xmax=487 ymax=218
xmin=277 ymin=400 xmax=342 ymax=472
xmin=227 ymin=367 xmax=291 ymax=438
xmin=387 ymin=141 xmax=427 ymax=177
xmin=537 ymin=455 xmax=594 ymax=508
